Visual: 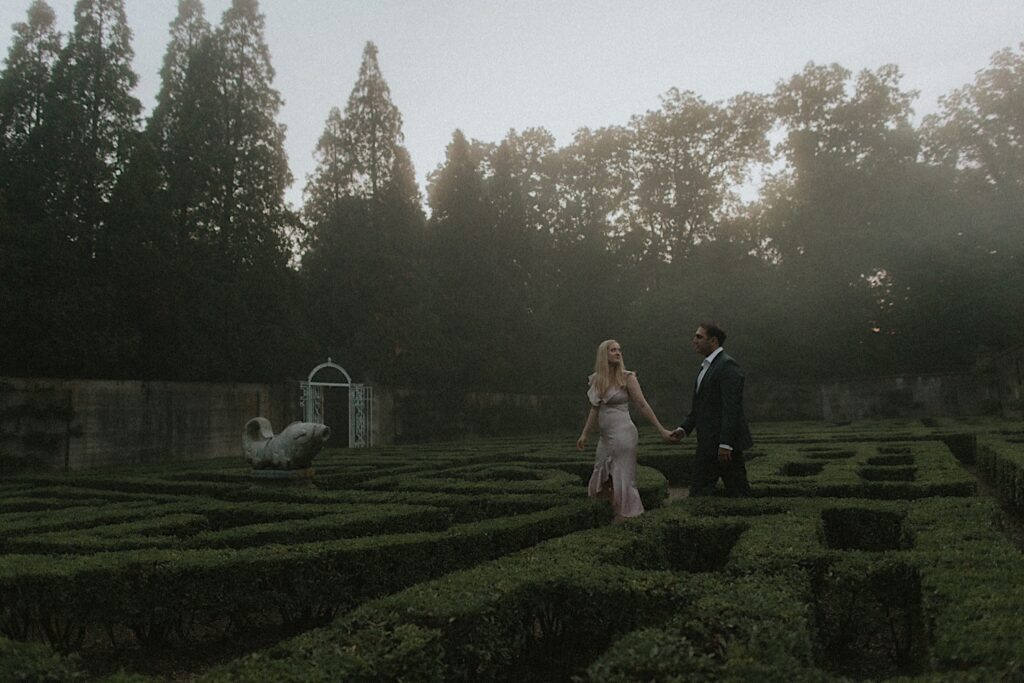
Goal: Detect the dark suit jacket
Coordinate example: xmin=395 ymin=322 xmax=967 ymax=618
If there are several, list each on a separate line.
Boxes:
xmin=680 ymin=351 xmax=754 ymax=460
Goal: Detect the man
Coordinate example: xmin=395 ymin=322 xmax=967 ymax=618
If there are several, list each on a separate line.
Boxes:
xmin=671 ymin=322 xmax=753 ymax=497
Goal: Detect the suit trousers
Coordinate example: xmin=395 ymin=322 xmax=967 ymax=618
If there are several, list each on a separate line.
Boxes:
xmin=690 ymin=450 xmax=751 ymax=497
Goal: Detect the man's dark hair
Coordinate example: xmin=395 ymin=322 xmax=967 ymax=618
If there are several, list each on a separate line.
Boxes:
xmin=699 ymin=321 xmax=727 ymax=346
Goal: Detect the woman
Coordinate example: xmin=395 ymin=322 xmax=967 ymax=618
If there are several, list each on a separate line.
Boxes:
xmin=576 ymin=339 xmax=673 ymax=521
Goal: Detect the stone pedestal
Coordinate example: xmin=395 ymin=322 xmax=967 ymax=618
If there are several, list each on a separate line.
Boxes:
xmin=248 ymin=467 xmax=316 ymax=486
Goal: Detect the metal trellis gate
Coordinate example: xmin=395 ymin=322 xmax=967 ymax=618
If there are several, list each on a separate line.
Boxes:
xmin=299 ymin=358 xmax=372 ymax=448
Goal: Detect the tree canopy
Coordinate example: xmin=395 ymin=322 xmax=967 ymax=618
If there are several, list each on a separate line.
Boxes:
xmin=1 ymin=0 xmax=1021 ymax=397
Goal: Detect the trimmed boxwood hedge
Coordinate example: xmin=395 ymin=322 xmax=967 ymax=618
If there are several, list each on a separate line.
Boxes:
xmin=586 ymin=573 xmax=819 ymax=682
xmin=195 ymin=492 xmax=1024 ymax=681
xmin=977 ymin=435 xmax=1024 ymax=512
xmin=0 ymin=636 xmax=85 ymax=682
xmin=199 ymin=523 xmax=698 ymax=682
xmin=747 ymin=439 xmax=975 ymax=499
xmin=2 ymin=422 xmax=1023 ymax=681
xmin=0 ymin=500 xmax=612 ymax=652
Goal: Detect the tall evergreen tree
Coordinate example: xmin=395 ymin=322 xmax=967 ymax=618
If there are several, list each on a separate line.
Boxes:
xmin=151 ymin=0 xmax=210 ymax=136
xmin=41 ymin=0 xmax=141 ymax=254
xmin=104 ymin=0 xmax=304 ymax=382
xmin=0 ymin=1 xmax=63 ymax=377
xmin=341 ymin=41 xmax=406 ymax=200
xmin=0 ymin=0 xmax=61 ymax=216
xmin=163 ymin=0 xmax=300 ymax=380
xmin=304 ymin=40 xmax=418 ymax=225
xmin=302 ymin=41 xmax=426 ymax=386
xmin=0 ymin=0 xmax=145 ymax=379
xmin=160 ymin=0 xmax=293 ymax=269
xmin=304 ymin=105 xmax=347 ymax=227
xmin=205 ymin=0 xmax=293 ymax=268
xmin=428 ymin=129 xmax=489 ymax=229
xmin=86 ymin=0 xmax=215 ymax=381
xmin=147 ymin=0 xmax=210 ymax=239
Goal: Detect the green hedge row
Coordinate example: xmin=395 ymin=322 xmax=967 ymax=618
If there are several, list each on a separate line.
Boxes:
xmin=0 ymin=501 xmax=610 ymax=652
xmin=690 ymin=496 xmax=1024 ymax=680
xmin=333 ymin=490 xmax=567 ymax=523
xmin=0 ymin=454 xmax=669 ymax=670
xmin=754 ymin=423 xmax=980 ymax=458
xmin=199 ymin=519 xmax=705 ymax=682
xmin=976 ymin=436 xmax=1024 ymax=512
xmin=586 ymin=573 xmax=819 ymax=681
xmin=0 ymin=495 xmax=365 ymax=542
xmin=193 ymin=492 xmax=1024 ymax=681
xmin=625 ymin=431 xmax=976 ymax=492
xmin=3 ymin=478 xmax=576 ymax=527
xmin=0 ymin=636 xmax=85 ymax=683
xmin=635 ymin=465 xmax=669 ymax=511
xmin=747 ymin=440 xmax=976 ymax=499
xmin=11 ymin=453 xmax=599 ymax=504
xmin=352 ymin=471 xmax=580 ymax=495
xmin=198 ymin=514 xmax=814 ymax=681
xmin=3 ymin=505 xmax=458 ymax=554
xmin=3 ymin=423 xmax=1016 ymax=680
xmin=181 ymin=505 xmax=451 ymax=549
xmin=0 ymin=496 xmax=120 ymax=514
xmin=4 ymin=513 xmax=211 ymax=554
xmin=0 ymin=502 xmax=188 ymax=550
xmin=11 ymin=475 xmax=244 ymax=499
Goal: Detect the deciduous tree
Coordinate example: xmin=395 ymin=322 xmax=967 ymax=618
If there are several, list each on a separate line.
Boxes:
xmin=924 ymin=43 xmax=1024 ymax=223
xmin=628 ymin=88 xmax=771 ymax=263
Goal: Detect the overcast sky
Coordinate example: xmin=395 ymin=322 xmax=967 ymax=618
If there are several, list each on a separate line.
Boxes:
xmin=2 ymin=1 xmax=1023 ymax=208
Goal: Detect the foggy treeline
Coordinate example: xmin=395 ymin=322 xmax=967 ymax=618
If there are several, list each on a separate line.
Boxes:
xmin=1 ymin=0 xmax=1022 ymax=397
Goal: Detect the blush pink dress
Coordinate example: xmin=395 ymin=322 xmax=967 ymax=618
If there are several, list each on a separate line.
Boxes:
xmin=586 ymin=372 xmax=645 ymax=518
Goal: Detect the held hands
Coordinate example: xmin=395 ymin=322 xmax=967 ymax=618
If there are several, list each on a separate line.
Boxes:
xmin=664 ymin=427 xmax=685 ymax=443
xmin=718 ymin=447 xmax=732 ymax=463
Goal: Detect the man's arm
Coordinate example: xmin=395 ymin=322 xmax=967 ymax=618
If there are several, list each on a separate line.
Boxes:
xmin=679 ymin=407 xmax=696 ymax=436
xmin=718 ymin=361 xmax=744 ymax=449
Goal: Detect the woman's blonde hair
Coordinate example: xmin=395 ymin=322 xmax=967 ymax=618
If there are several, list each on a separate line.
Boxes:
xmin=593 ymin=339 xmax=628 ymax=396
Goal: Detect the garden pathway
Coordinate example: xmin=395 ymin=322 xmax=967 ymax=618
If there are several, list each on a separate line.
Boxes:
xmin=667 ymin=486 xmax=689 ymax=502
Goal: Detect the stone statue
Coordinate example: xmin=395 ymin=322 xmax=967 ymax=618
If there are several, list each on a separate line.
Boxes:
xmin=243 ymin=417 xmax=331 ymax=470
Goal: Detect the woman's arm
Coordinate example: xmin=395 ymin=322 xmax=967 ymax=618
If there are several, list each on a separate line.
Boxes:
xmin=626 ymin=374 xmax=673 ymax=441
xmin=576 ymin=405 xmax=599 ymax=451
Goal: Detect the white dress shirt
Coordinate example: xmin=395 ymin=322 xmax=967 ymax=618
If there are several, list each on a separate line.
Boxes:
xmin=696 ymin=346 xmax=724 ymax=392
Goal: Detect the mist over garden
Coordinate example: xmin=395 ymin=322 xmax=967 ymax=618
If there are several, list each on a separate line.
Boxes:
xmin=5 ymin=4 xmax=1024 ymax=682
xmin=2 ymin=0 xmax=1021 ymax=395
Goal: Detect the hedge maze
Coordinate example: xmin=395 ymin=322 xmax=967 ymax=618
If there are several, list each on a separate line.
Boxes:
xmin=2 ymin=421 xmax=1024 ymax=681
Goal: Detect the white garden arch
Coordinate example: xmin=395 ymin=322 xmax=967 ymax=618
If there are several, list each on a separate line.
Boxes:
xmin=300 ymin=358 xmax=372 ymax=448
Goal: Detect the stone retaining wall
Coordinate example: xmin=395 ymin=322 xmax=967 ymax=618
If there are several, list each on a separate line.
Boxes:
xmin=2 ymin=367 xmax=1017 ymax=472
xmin=0 ymin=377 xmax=295 ymax=472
